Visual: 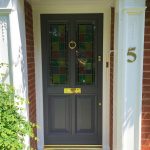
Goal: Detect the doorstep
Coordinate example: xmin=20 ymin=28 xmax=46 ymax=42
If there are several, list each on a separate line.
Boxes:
xmin=44 ymin=145 xmax=102 ymax=150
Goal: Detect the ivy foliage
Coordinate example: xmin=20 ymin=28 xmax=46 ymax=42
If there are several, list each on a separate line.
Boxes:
xmin=0 ymin=63 xmax=37 ymax=150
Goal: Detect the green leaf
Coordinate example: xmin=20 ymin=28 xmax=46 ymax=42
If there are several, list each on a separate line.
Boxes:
xmin=0 ymin=64 xmax=38 ymax=150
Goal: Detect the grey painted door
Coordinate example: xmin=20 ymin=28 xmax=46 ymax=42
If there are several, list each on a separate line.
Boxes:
xmin=41 ymin=14 xmax=103 ymax=145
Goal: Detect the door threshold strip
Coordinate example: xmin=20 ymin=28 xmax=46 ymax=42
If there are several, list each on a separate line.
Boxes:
xmin=44 ymin=145 xmax=102 ymax=150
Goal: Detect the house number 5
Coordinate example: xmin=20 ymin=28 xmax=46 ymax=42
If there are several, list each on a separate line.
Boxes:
xmin=127 ymin=47 xmax=137 ymax=63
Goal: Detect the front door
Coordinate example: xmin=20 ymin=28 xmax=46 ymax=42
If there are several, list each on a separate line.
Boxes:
xmin=41 ymin=14 xmax=103 ymax=145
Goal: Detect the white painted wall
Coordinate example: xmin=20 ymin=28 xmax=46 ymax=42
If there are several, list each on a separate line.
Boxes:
xmin=113 ymin=0 xmax=146 ymax=150
xmin=0 ymin=0 xmax=29 ymax=148
xmin=32 ymin=0 xmax=112 ymax=149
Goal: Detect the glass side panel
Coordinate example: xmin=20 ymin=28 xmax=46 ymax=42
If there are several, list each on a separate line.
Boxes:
xmin=49 ymin=24 xmax=68 ymax=85
xmin=0 ymin=16 xmax=10 ymax=83
xmin=76 ymin=24 xmax=95 ymax=85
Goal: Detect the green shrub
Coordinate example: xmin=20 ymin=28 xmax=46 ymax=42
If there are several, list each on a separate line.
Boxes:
xmin=0 ymin=63 xmax=37 ymax=150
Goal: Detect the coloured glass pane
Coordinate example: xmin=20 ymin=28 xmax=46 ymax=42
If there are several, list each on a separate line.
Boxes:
xmin=49 ymin=24 xmax=68 ymax=85
xmin=76 ymin=24 xmax=95 ymax=85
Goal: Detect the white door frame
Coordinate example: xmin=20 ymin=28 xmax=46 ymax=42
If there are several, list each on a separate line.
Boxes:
xmin=32 ymin=1 xmax=112 ymax=149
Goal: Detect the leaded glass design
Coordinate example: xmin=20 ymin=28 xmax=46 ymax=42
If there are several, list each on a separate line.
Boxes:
xmin=49 ymin=24 xmax=68 ymax=85
xmin=76 ymin=24 xmax=95 ymax=85
xmin=0 ymin=16 xmax=10 ymax=83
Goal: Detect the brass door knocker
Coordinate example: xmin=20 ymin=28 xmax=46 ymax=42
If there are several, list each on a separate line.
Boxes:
xmin=76 ymin=50 xmax=87 ymax=66
xmin=69 ymin=40 xmax=76 ymax=50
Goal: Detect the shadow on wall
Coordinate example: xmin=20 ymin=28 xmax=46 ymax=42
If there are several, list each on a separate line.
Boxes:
xmin=15 ymin=0 xmax=29 ymax=115
xmin=0 ymin=0 xmax=11 ymax=8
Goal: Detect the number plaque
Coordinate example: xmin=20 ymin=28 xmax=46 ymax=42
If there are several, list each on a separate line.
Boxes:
xmin=127 ymin=47 xmax=137 ymax=63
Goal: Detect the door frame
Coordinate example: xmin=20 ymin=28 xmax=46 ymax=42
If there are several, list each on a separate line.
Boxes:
xmin=32 ymin=2 xmax=111 ymax=149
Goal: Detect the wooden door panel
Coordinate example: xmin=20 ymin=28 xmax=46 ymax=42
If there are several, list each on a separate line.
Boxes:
xmin=75 ymin=95 xmax=96 ymax=134
xmin=48 ymin=95 xmax=71 ymax=134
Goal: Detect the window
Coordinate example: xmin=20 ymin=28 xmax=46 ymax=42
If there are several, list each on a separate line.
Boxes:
xmin=0 ymin=14 xmax=11 ymax=83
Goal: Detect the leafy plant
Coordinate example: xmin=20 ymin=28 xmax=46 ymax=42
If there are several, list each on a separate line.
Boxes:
xmin=0 ymin=63 xmax=38 ymax=150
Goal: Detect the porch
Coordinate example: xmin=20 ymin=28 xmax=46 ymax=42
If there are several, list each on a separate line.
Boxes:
xmin=0 ymin=0 xmax=150 ymax=150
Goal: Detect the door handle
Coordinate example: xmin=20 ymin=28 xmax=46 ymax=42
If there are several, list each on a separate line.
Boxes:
xmin=98 ymin=102 xmax=102 ymax=106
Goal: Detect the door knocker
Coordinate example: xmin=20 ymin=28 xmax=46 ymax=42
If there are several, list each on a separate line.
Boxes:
xmin=69 ymin=40 xmax=76 ymax=50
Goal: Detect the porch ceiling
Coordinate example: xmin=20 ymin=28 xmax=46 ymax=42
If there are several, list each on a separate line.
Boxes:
xmin=31 ymin=0 xmax=114 ymax=7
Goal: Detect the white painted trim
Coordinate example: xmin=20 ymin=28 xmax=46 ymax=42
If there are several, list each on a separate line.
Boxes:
xmin=33 ymin=11 xmax=44 ymax=150
xmin=103 ymin=9 xmax=111 ymax=150
xmin=0 ymin=9 xmax=12 ymax=13
xmin=31 ymin=0 xmax=114 ymax=8
xmin=33 ymin=2 xmax=111 ymax=149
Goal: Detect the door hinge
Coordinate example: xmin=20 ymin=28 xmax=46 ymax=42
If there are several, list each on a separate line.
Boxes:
xmin=93 ymin=25 xmax=96 ymax=30
xmin=98 ymin=56 xmax=102 ymax=62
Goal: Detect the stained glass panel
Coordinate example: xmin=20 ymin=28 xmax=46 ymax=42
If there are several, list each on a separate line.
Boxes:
xmin=49 ymin=24 xmax=68 ymax=85
xmin=76 ymin=24 xmax=95 ymax=85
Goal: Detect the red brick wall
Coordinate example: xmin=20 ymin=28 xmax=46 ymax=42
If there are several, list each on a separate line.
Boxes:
xmin=24 ymin=0 xmax=37 ymax=149
xmin=142 ymin=0 xmax=150 ymax=150
xmin=110 ymin=7 xmax=114 ymax=150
